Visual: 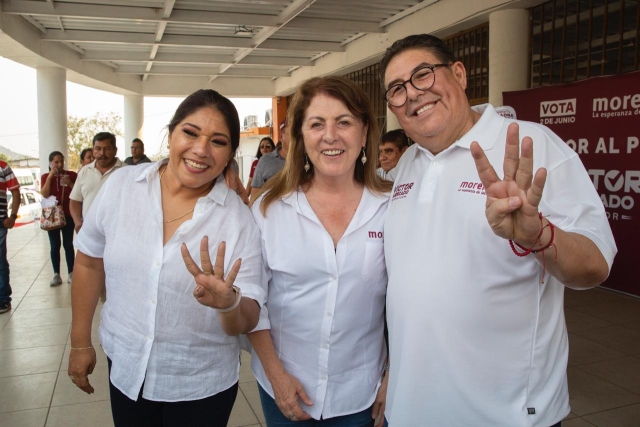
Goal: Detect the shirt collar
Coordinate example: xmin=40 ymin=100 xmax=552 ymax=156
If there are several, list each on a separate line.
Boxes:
xmin=138 ymin=159 xmax=229 ymax=206
xmin=454 ymin=103 xmax=503 ymax=151
xmin=86 ymin=158 xmax=124 ymax=171
xmin=280 ymin=185 xmax=388 ymax=232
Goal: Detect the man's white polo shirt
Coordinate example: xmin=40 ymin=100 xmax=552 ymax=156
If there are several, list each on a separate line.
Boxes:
xmin=384 ymin=105 xmax=616 ymax=426
xmin=70 ymin=158 xmax=125 ymax=218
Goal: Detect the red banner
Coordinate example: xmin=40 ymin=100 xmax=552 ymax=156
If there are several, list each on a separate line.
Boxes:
xmin=503 ymin=72 xmax=640 ymax=297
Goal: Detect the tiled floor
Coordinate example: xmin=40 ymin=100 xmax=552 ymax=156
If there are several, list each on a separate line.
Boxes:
xmin=1 ymin=225 xmax=639 ymax=426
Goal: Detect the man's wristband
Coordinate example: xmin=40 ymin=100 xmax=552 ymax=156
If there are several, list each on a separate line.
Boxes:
xmin=9 ymin=213 xmax=17 ymax=219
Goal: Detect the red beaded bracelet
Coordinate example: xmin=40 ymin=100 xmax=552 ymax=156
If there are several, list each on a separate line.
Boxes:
xmin=509 ymin=213 xmax=559 ymax=283
xmin=508 ymin=213 xmax=545 ymax=257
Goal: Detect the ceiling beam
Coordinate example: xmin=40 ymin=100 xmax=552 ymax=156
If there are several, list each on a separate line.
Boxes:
xmin=115 ymin=66 xmax=289 ymax=77
xmin=41 ymin=30 xmax=344 ymax=52
xmin=288 ymin=17 xmax=384 ymax=33
xmin=80 ymin=51 xmax=312 ymax=66
xmin=2 ymin=1 xmax=278 ymax=27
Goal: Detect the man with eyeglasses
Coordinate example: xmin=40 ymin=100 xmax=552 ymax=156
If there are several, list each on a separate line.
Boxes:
xmin=380 ymin=34 xmax=616 ymax=427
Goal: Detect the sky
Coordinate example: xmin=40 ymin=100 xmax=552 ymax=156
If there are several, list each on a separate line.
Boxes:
xmin=0 ymin=57 xmax=273 ymax=161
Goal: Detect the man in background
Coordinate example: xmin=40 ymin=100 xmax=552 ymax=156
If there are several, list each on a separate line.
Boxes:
xmin=377 ymin=129 xmax=409 ymax=181
xmin=124 ymin=138 xmax=152 ymax=166
xmin=70 ymin=132 xmax=124 ymax=233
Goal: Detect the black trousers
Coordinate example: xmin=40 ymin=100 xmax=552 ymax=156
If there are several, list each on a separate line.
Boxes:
xmin=47 ymin=216 xmax=75 ymax=274
xmin=108 ymin=358 xmax=238 ymax=427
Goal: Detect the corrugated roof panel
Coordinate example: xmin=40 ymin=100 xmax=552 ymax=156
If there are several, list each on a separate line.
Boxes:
xmin=271 ymin=27 xmax=354 ymax=43
xmin=175 ymin=0 xmax=287 ymax=15
xmin=74 ymin=42 xmax=152 ymax=52
xmin=158 ymin=45 xmax=241 ymax=55
xmin=299 ymin=0 xmax=421 ymax=23
xmin=57 ymin=0 xmax=165 ymax=8
xmin=164 ymin=23 xmax=261 ymax=38
xmin=59 ymin=18 xmax=157 ymax=33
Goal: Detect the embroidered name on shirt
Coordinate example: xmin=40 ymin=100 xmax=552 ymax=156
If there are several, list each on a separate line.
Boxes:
xmin=392 ymin=182 xmax=415 ymax=200
xmin=368 ymin=231 xmax=383 ymax=239
xmin=458 ymin=181 xmax=486 ymax=195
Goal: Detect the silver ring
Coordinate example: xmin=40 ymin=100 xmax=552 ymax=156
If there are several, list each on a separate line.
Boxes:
xmin=288 ymin=413 xmax=296 ymax=420
xmin=69 ymin=375 xmax=75 ymax=380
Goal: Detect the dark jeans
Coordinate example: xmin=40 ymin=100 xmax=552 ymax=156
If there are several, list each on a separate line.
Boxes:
xmin=47 ymin=216 xmax=75 ymax=274
xmin=0 ymin=227 xmax=11 ymax=304
xmin=108 ymin=358 xmax=238 ymax=427
xmin=258 ymin=383 xmax=374 ymax=427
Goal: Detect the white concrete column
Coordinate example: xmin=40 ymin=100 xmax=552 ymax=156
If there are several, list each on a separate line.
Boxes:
xmin=489 ymin=8 xmax=529 ymax=106
xmin=37 ymin=67 xmax=68 ymax=173
xmin=124 ymin=94 xmax=144 ymax=158
xmin=386 ymin=106 xmax=401 ymax=133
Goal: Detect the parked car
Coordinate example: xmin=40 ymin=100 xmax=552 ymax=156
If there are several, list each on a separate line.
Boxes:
xmin=7 ymin=188 xmax=42 ymax=226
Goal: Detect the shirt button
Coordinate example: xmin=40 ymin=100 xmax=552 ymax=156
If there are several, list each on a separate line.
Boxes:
xmin=152 ymin=299 xmax=156 ymax=304
xmin=331 ymin=275 xmax=337 ymax=280
xmin=428 ymin=180 xmax=433 ymax=185
xmin=433 ymin=161 xmax=439 ymax=166
xmin=147 ymin=336 xmax=152 ymax=340
xmin=155 ymin=261 xmax=161 ymax=267
xmin=323 ymin=344 xmax=329 ymax=349
xmin=322 ymin=376 xmax=327 ymax=380
xmin=326 ymin=312 xmax=332 ymax=317
xmin=178 ymin=232 xmax=184 ymax=237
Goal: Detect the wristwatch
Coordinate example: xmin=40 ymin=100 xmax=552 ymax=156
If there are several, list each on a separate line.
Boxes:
xmin=9 ymin=213 xmax=17 ymax=219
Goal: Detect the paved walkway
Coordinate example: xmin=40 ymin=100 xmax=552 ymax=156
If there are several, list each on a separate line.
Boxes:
xmin=1 ymin=225 xmax=639 ymax=426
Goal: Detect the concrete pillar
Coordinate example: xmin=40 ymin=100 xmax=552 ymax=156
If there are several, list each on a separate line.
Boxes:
xmin=272 ymin=96 xmax=288 ymax=143
xmin=37 ymin=67 xmax=68 ymax=174
xmin=124 ymin=94 xmax=144 ymax=158
xmin=386 ymin=106 xmax=401 ymax=133
xmin=489 ymin=8 xmax=529 ymax=107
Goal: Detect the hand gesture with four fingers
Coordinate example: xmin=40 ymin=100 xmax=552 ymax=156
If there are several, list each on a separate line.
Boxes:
xmin=469 ymin=123 xmax=547 ymax=248
xmin=181 ymin=237 xmax=241 ymax=310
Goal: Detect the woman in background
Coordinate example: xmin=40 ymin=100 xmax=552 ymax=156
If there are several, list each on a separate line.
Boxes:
xmin=41 ymin=151 xmax=77 ymax=286
xmin=244 ymin=137 xmax=275 ymax=194
xmin=78 ymin=148 xmax=94 ymax=171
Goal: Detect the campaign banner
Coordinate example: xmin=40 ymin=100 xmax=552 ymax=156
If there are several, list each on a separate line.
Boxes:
xmin=503 ymin=71 xmax=640 ymax=297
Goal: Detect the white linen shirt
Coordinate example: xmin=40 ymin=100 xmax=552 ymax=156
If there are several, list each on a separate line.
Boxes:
xmin=384 ymin=105 xmax=616 ymax=427
xmin=250 ymin=187 xmax=389 ymax=420
xmin=74 ymin=160 xmax=266 ymax=402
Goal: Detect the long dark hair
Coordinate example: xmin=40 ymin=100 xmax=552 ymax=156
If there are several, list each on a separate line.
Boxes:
xmin=168 ymin=89 xmax=240 ymax=153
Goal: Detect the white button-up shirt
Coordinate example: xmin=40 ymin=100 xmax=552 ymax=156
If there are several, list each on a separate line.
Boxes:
xmin=75 ymin=160 xmax=266 ymax=402
xmin=250 ymin=187 xmax=389 ymax=419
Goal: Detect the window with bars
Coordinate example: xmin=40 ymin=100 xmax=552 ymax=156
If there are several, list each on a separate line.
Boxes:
xmin=531 ymin=0 xmax=640 ymax=87
xmin=444 ymin=24 xmax=489 ymax=105
xmin=344 ymin=63 xmax=387 ymax=134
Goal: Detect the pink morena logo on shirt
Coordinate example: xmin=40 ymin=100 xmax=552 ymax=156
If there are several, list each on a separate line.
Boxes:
xmin=392 ymin=182 xmax=415 ymax=200
xmin=368 ymin=231 xmax=383 ymax=239
xmin=458 ymin=181 xmax=486 ymax=195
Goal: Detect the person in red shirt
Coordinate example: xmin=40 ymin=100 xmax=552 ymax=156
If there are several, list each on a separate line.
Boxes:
xmin=0 ymin=160 xmax=20 ymax=314
xmin=41 ymin=151 xmax=77 ymax=286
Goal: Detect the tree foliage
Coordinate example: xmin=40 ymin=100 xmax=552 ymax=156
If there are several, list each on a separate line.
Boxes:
xmin=67 ymin=113 xmax=123 ymax=170
xmin=0 ymin=153 xmax=9 ymax=163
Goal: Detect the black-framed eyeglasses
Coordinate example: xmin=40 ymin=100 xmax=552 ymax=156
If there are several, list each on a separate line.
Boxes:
xmin=383 ymin=64 xmax=450 ymax=107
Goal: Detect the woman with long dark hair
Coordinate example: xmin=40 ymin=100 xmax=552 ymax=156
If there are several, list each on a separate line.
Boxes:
xmin=41 ymin=151 xmax=77 ymax=286
xmin=68 ymin=89 xmax=267 ymax=427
